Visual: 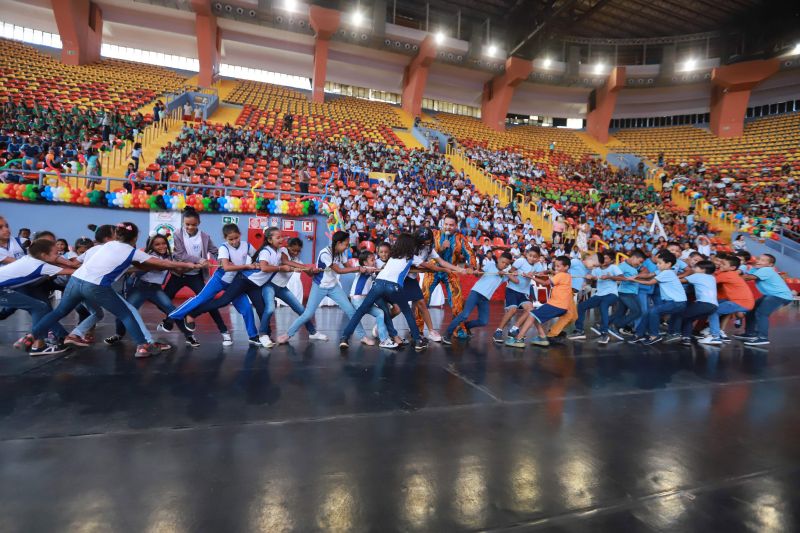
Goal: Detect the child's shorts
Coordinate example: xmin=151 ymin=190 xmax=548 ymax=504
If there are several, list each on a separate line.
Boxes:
xmin=531 ymin=303 xmax=567 ymax=323
xmin=504 ymin=288 xmax=530 ymax=310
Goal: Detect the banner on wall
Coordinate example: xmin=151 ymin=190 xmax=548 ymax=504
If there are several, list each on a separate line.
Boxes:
xmin=149 ymin=211 xmax=182 ymax=247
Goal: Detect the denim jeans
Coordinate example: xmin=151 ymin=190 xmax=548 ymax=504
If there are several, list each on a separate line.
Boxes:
xmin=164 ymin=273 xmax=227 ymax=333
xmin=0 ymin=288 xmax=52 ymax=327
xmin=261 ymin=282 xmax=317 ymax=336
xmin=116 ymin=282 xmax=189 ymax=338
xmin=339 ymin=280 xmax=396 ymax=340
xmin=32 ymin=277 xmax=149 ymax=343
xmin=71 ymin=299 xmax=104 ymax=338
xmin=575 ymin=293 xmax=618 ymax=334
xmin=636 ymin=300 xmax=686 ymax=337
xmin=611 ymin=293 xmax=641 ymax=329
xmin=350 ymin=295 xmax=390 ymax=341
xmin=187 ymin=274 xmax=264 ymax=338
xmin=708 ymin=300 xmax=750 ymax=337
xmin=445 ymin=291 xmax=489 ymax=338
xmin=288 ymin=283 xmax=366 ymax=339
xmin=745 ymin=295 xmax=792 ymax=338
xmin=675 ymin=301 xmax=717 ymax=338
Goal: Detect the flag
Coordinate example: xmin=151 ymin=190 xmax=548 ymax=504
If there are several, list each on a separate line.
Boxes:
xmin=649 ymin=212 xmax=667 ymax=240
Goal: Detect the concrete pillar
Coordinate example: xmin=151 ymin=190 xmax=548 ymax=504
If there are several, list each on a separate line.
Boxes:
xmin=586 ymin=66 xmax=625 ymax=144
xmin=309 ymin=5 xmax=341 ymax=104
xmin=401 ymin=35 xmax=436 ymax=118
xmin=191 ymin=0 xmax=220 ymax=88
xmin=51 ymin=0 xmax=103 ymax=66
xmin=480 ymin=57 xmax=533 ymax=132
xmin=709 ymin=59 xmax=779 ymax=138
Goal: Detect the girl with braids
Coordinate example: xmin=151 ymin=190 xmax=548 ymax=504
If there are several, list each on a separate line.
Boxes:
xmin=104 ymin=234 xmax=199 ymax=347
xmin=30 ymin=222 xmax=196 ymax=357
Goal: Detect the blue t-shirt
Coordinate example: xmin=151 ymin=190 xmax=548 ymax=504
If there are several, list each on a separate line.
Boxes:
xmin=751 ymin=267 xmax=793 ymax=300
xmin=639 ymin=258 xmax=658 ymax=295
xmin=686 ymin=273 xmax=718 ymax=305
xmin=673 ymin=258 xmax=687 ymax=274
xmin=656 ymin=269 xmax=687 ymax=302
xmin=472 ymin=262 xmax=508 ymax=299
xmin=617 ymin=261 xmax=640 ymax=294
xmin=569 ymin=261 xmax=587 ymax=291
xmin=506 ymin=257 xmax=534 ymax=295
xmin=592 ymin=264 xmax=622 ymax=296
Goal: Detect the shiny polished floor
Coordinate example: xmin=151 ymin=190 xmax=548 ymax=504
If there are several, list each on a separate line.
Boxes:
xmin=1 ymin=302 xmax=799 ymax=532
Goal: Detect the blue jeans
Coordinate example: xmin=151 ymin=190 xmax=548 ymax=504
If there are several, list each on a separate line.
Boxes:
xmin=339 ymin=280 xmax=395 ymax=340
xmin=611 ymin=293 xmax=641 ymax=329
xmin=71 ymin=300 xmax=104 ymax=338
xmin=288 ymin=283 xmax=366 ymax=339
xmin=170 ymin=270 xmax=259 ymax=338
xmin=445 ymin=291 xmax=489 ymax=338
xmin=187 ymin=275 xmax=264 ymax=338
xmin=0 ymin=288 xmax=52 ymax=327
xmin=116 ymin=282 xmax=190 ymax=338
xmin=675 ymin=301 xmax=717 ymax=338
xmin=636 ymin=300 xmax=686 ymax=338
xmin=351 ymin=295 xmax=390 ymax=341
xmin=745 ymin=295 xmax=792 ymax=339
xmin=261 ymin=282 xmax=316 ymax=336
xmin=634 ymin=291 xmax=652 ymax=329
xmin=32 ymin=277 xmax=149 ymax=344
xmin=708 ymin=300 xmax=749 ymax=337
xmin=575 ymin=293 xmax=618 ymax=334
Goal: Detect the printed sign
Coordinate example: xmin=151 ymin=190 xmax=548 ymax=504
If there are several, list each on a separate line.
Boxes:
xmin=282 ymin=219 xmax=296 ymax=231
xmin=302 ymin=221 xmax=314 ymax=232
xmin=222 ymin=216 xmax=239 ymax=225
xmin=149 ymin=211 xmax=181 ymax=247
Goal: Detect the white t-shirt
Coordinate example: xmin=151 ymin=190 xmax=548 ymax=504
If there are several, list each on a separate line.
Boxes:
xmin=246 ymin=246 xmax=280 ymax=287
xmin=312 ymin=247 xmax=345 ymax=288
xmin=0 ymin=238 xmax=26 ymax=262
xmin=408 ymin=246 xmax=439 ymax=280
xmin=139 ymin=253 xmax=170 ymax=285
xmin=269 ymin=247 xmax=292 ymax=288
xmin=217 ymin=242 xmax=255 ymax=283
xmin=73 ymin=241 xmax=152 ymax=286
xmin=0 ymin=255 xmax=62 ymax=289
xmin=377 ymin=257 xmax=414 ymax=286
xmin=183 ymin=230 xmax=204 ymax=276
xmin=350 ymin=272 xmax=374 ymax=297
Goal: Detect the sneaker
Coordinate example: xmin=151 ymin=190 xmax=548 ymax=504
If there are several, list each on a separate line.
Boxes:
xmin=277 ymin=334 xmax=290 ymax=344
xmin=185 ymin=335 xmax=200 ymax=347
xmin=680 ymin=337 xmax=692 ymax=346
xmin=104 ymin=334 xmax=123 ymax=345
xmin=221 ymin=332 xmax=233 ymax=346
xmin=153 ymin=341 xmax=172 ymax=352
xmin=663 ymin=333 xmax=683 ymax=344
xmin=248 ymin=336 xmax=261 ymax=345
xmin=567 ymin=330 xmax=586 ymax=340
xmin=414 ymin=339 xmax=428 ymax=352
xmin=135 ymin=343 xmax=160 ymax=358
xmin=698 ymin=335 xmax=722 ymax=345
xmin=379 ymin=339 xmax=399 ymax=349
xmin=395 ymin=336 xmax=410 ymax=346
xmin=309 ymin=332 xmax=329 ymax=341
xmin=505 ymin=336 xmax=525 ymax=348
xmin=184 ymin=318 xmax=196 ymax=332
xmin=64 ymin=334 xmax=91 ymax=347
xmin=720 ymin=332 xmax=731 ymax=343
xmin=259 ymin=334 xmax=275 ymax=348
xmin=361 ymin=337 xmax=376 ymax=346
xmin=627 ymin=336 xmax=644 ymax=344
xmin=732 ymin=333 xmax=756 ymax=341
xmin=734 ymin=319 xmax=742 ymax=328
xmin=372 ymin=325 xmax=378 ymax=338
xmin=29 ymin=343 xmax=70 ymax=356
xmin=456 ymin=329 xmax=470 ymax=339
xmin=607 ymin=327 xmax=624 ymax=341
xmin=619 ymin=327 xmax=635 ymax=337
xmin=597 ymin=335 xmax=610 ymax=345
xmin=157 ymin=320 xmax=174 ymax=333
xmin=339 ymin=339 xmax=349 ymax=349
xmin=13 ymin=334 xmax=34 ymax=351
xmin=427 ymin=330 xmax=442 ymax=342
xmin=441 ymin=335 xmax=453 ymax=345
xmin=493 ymin=329 xmax=505 ymax=343
xmin=530 ymin=336 xmax=550 ymax=347
xmin=509 ymin=326 xmax=520 ymax=338
xmin=744 ymin=337 xmax=770 ymax=346
xmin=700 ymin=327 xmax=710 ymax=336
xmin=643 ymin=335 xmax=663 ymax=346
xmin=590 ymin=327 xmax=602 ymax=336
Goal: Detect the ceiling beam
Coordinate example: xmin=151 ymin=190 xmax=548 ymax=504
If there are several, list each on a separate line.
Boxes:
xmin=656 ymin=0 xmax=722 ymax=23
xmin=623 ymin=0 xmax=700 ymax=28
xmin=598 ymin=2 xmax=690 ymax=35
xmin=509 ymin=0 xmax=581 ymax=56
xmin=569 ymin=0 xmax=615 ymax=24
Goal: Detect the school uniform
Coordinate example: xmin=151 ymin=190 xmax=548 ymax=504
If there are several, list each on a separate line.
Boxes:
xmin=636 ymin=269 xmax=687 ymax=338
xmin=504 ymin=258 xmax=535 ymax=309
xmin=348 ymin=270 xmax=394 ymax=341
xmin=611 ymin=261 xmax=642 ymax=329
xmin=575 ymin=264 xmax=622 ymax=335
xmin=445 ymin=261 xmax=509 ymax=337
xmin=258 ymin=246 xmax=317 ymax=338
xmin=675 ymin=273 xmax=718 ymax=338
xmin=0 ymin=255 xmax=62 ymax=326
xmin=745 ymin=267 xmax=793 ymax=339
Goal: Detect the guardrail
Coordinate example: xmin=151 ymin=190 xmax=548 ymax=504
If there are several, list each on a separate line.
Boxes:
xmin=592 ymin=238 xmax=629 ymax=264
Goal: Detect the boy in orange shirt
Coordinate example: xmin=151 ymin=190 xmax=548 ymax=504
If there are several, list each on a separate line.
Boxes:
xmin=506 ymin=256 xmax=573 ymax=348
xmin=699 ymin=254 xmax=755 ymax=345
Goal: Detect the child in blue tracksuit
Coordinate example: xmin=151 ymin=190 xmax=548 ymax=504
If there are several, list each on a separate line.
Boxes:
xmin=169 ymin=223 xmax=262 ymax=345
xmin=628 ymin=250 xmax=688 ymax=345
xmin=442 ymin=252 xmax=516 ymax=344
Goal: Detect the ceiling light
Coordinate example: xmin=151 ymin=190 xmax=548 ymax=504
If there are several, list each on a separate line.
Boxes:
xmin=593 ymin=62 xmax=604 ymax=75
xmin=683 ymin=58 xmax=698 ymax=71
xmin=542 ymin=58 xmax=552 ymax=68
xmin=351 ymin=10 xmax=364 ymax=26
xmin=283 ymin=0 xmax=297 ymax=12
xmin=486 ymin=44 xmax=498 ymax=57
xmin=792 ymin=43 xmax=800 ymax=55
xmin=434 ymin=31 xmax=445 ymax=45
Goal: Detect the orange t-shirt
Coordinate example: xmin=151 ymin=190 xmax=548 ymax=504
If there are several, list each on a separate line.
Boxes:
xmin=548 ymin=272 xmax=573 ymax=310
xmin=715 ymin=270 xmax=755 ymax=310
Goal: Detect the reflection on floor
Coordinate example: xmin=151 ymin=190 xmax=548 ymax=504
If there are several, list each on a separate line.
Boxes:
xmin=1 ymin=303 xmax=799 ymax=531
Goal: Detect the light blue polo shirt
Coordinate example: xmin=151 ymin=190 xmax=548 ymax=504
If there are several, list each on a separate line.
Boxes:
xmin=617 ymin=261 xmax=640 ymax=294
xmin=656 ymin=269 xmax=687 ymax=302
xmin=569 ymin=260 xmax=587 ymax=291
xmin=638 ymin=258 xmax=657 ymax=295
xmin=751 ymin=267 xmax=793 ymax=300
xmin=506 ymin=257 xmax=534 ymax=295
xmin=686 ymin=273 xmax=718 ymax=305
xmin=592 ymin=264 xmax=622 ymax=296
xmin=472 ymin=261 xmax=509 ymax=299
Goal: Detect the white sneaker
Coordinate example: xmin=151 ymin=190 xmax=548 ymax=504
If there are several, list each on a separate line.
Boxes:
xmin=221 ymin=332 xmax=233 ymax=346
xmin=361 ymin=336 xmax=376 ymax=346
xmin=379 ymin=339 xmax=399 ymax=349
xmin=700 ymin=327 xmax=710 ymax=335
xmin=698 ymin=335 xmax=722 ymax=345
xmin=309 ymin=332 xmax=329 ymax=341
xmin=427 ymin=330 xmax=443 ymax=342
xmin=372 ymin=325 xmax=378 ymax=338
xmin=259 ymin=334 xmax=275 ymax=348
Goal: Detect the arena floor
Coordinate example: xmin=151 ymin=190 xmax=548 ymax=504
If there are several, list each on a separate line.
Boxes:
xmin=1 ymin=303 xmax=799 ymax=532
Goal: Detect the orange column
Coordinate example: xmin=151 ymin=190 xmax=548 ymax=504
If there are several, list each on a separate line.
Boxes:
xmin=709 ymin=59 xmax=780 ymax=138
xmin=191 ymin=0 xmax=220 ymax=88
xmin=309 ymin=6 xmax=341 ymax=104
xmin=401 ymin=35 xmax=436 ymax=117
xmin=52 ymin=0 xmax=103 ymax=66
xmin=480 ymin=57 xmax=533 ymax=132
xmin=586 ymin=66 xmax=625 ymax=144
